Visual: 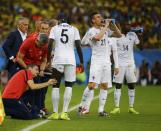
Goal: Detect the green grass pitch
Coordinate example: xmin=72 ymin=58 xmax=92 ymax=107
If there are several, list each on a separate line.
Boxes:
xmin=0 ymin=85 xmax=161 ymax=131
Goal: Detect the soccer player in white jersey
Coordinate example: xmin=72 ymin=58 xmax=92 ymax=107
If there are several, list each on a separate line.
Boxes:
xmin=110 ymin=25 xmax=140 ymax=114
xmin=79 ymin=37 xmax=119 ymax=115
xmin=78 ymin=12 xmax=121 ymax=116
xmin=47 ymin=15 xmax=84 ymax=120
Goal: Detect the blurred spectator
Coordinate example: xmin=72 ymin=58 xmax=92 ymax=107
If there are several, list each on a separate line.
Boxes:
xmin=151 ymin=60 xmax=161 ymax=85
xmin=139 ymin=60 xmax=150 ymax=86
xmin=0 ymin=0 xmax=160 ymax=48
xmin=28 ymin=20 xmax=42 ymax=37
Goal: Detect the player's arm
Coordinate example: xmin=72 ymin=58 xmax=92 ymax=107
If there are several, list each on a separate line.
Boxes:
xmin=27 ymin=79 xmax=57 ymax=90
xmin=48 ymin=38 xmax=55 ymax=63
xmin=16 ymin=52 xmax=27 ymax=69
xmin=92 ymin=22 xmax=110 ymax=41
xmin=48 ymin=27 xmax=56 ymax=63
xmin=75 ymin=40 xmax=84 ymax=69
xmin=112 ymin=42 xmax=119 ymax=75
xmin=113 ymin=50 xmax=119 ymax=75
xmin=109 ymin=23 xmax=122 ymax=38
xmin=135 ymin=33 xmax=143 ymax=50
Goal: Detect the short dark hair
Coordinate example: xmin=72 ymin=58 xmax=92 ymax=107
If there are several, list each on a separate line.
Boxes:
xmin=57 ymin=12 xmax=70 ymax=24
xmin=89 ymin=12 xmax=100 ymax=24
xmin=37 ymin=33 xmax=48 ymax=43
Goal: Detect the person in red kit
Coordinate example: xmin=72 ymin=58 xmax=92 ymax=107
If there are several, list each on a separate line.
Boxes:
xmin=2 ymin=64 xmax=56 ymax=119
xmin=28 ymin=20 xmax=50 ymax=38
xmin=24 ymin=21 xmax=51 ymax=115
xmin=16 ymin=33 xmax=48 ymax=113
xmin=28 ymin=20 xmax=42 ymax=38
xmin=17 ymin=33 xmax=48 ymax=68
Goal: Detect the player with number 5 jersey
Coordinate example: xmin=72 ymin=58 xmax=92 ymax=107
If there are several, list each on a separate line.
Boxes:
xmin=48 ymin=15 xmax=84 ymax=120
xmin=49 ymin=22 xmax=80 ymax=66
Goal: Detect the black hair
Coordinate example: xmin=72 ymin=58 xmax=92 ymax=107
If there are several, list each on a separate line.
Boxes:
xmin=57 ymin=13 xmax=69 ymax=24
xmin=37 ymin=33 xmax=48 ymax=43
xmin=89 ymin=12 xmax=100 ymax=24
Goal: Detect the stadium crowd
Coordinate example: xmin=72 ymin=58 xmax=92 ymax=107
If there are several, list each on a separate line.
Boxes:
xmin=0 ymin=0 xmax=161 ymax=48
xmin=139 ymin=59 xmax=161 ymax=86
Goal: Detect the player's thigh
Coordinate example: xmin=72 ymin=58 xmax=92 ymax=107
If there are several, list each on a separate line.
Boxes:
xmin=89 ymin=64 xmax=102 ymax=84
xmin=101 ymin=65 xmax=111 ymax=86
xmin=125 ymin=66 xmax=137 ymax=83
xmin=64 ymin=65 xmax=76 ymax=82
xmin=113 ymin=66 xmax=125 ymax=83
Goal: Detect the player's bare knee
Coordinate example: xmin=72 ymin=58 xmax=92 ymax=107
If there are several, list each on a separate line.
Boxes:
xmin=115 ymin=83 xmax=122 ymax=89
xmin=88 ymin=82 xmax=96 ymax=90
xmin=100 ymin=83 xmax=108 ymax=90
xmin=128 ymin=83 xmax=135 ymax=89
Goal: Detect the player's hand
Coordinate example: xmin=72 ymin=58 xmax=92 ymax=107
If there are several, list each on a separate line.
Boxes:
xmin=48 ymin=79 xmax=57 ymax=85
xmin=11 ymin=58 xmax=17 ymax=63
xmin=45 ymin=62 xmax=50 ymax=68
xmin=39 ymin=70 xmax=44 ymax=77
xmin=114 ymin=68 xmax=119 ymax=75
xmin=104 ymin=20 xmax=110 ymax=28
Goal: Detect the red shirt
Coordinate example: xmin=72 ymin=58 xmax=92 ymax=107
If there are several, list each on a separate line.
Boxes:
xmin=19 ymin=36 xmax=48 ymax=66
xmin=27 ymin=32 xmax=38 ymax=38
xmin=2 ymin=70 xmax=33 ymax=99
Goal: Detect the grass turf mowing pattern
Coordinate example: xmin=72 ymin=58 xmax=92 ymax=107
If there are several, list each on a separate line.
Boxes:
xmin=0 ymin=85 xmax=161 ymax=131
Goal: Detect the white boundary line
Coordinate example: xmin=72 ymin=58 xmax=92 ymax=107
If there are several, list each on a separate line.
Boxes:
xmin=21 ymin=88 xmax=114 ymax=131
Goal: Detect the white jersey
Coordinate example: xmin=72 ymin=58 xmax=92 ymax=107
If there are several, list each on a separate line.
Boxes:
xmin=108 ymin=37 xmax=117 ymax=56
xmin=49 ymin=23 xmax=80 ymax=65
xmin=116 ymin=32 xmax=139 ymax=66
xmin=107 ymin=37 xmax=119 ymax=68
xmin=81 ymin=27 xmax=112 ymax=65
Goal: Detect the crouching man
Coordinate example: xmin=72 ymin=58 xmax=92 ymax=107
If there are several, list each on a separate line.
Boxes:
xmin=2 ymin=64 xmax=56 ymax=119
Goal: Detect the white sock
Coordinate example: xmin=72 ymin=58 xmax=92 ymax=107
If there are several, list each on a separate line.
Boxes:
xmin=128 ymin=89 xmax=135 ymax=108
xmin=86 ymin=90 xmax=94 ymax=112
xmin=63 ymin=87 xmax=72 ymax=112
xmin=114 ymin=89 xmax=121 ymax=107
xmin=80 ymin=86 xmax=92 ymax=109
xmin=98 ymin=89 xmax=108 ymax=113
xmin=52 ymin=88 xmax=59 ymax=113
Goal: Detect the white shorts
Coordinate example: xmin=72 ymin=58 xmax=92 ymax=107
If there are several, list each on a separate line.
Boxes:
xmin=53 ymin=64 xmax=76 ymax=82
xmin=113 ymin=65 xmax=137 ymax=83
xmin=89 ymin=64 xmax=111 ymax=85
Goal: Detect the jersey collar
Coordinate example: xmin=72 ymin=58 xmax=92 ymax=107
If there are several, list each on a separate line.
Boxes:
xmin=60 ymin=23 xmax=69 ymax=26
